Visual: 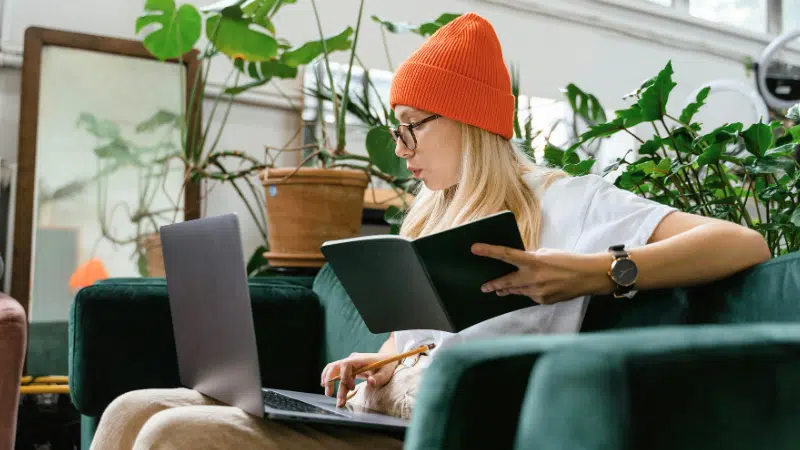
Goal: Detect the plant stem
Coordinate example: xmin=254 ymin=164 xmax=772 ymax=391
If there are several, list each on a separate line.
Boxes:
xmin=665 ymin=114 xmax=700 ymax=138
xmin=198 ymin=66 xmax=236 ymax=166
xmin=206 ymin=71 xmax=240 ymax=157
xmin=379 ymin=26 xmax=393 ymax=72
xmin=651 ymin=177 xmax=687 ymax=209
xmin=212 ymin=161 xmax=267 ymax=242
xmin=242 ymin=174 xmax=268 ymax=242
xmin=715 ymin=162 xmax=752 ymax=227
xmin=623 ymin=127 xmax=645 ymax=144
xmin=355 ymin=54 xmax=390 ymax=124
xmin=271 ymin=82 xmax=301 ymax=115
xmin=335 ymin=0 xmax=366 ymax=153
xmin=749 ymin=177 xmax=764 ymax=224
xmin=310 ymin=0 xmax=340 ymax=143
xmin=660 ymin=118 xmax=712 ymax=216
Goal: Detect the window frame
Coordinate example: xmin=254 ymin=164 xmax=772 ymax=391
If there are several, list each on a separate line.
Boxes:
xmin=647 ymin=0 xmax=784 ymax=35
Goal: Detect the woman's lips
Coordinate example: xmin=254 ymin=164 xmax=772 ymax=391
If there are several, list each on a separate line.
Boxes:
xmin=410 ymin=169 xmax=422 ymax=178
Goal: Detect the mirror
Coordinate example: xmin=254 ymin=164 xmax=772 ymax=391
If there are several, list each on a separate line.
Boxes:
xmin=12 ymin=27 xmax=201 ymax=374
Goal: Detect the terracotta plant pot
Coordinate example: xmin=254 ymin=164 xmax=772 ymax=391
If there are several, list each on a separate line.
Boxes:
xmin=260 ymin=167 xmax=370 ymax=268
xmin=142 ymin=232 xmax=166 ymax=277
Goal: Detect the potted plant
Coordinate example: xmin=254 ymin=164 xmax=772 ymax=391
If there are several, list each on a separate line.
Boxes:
xmin=545 ymin=60 xmax=800 ymax=257
xmin=135 ymin=0 xmax=366 ymax=273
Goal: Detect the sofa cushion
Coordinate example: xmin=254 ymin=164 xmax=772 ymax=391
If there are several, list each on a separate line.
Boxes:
xmin=687 ymin=252 xmax=800 ymax=324
xmin=582 ymin=288 xmax=692 ymax=332
xmin=312 ymin=264 xmax=390 ymax=369
xmin=69 ymin=277 xmax=322 ymax=416
xmin=582 ymin=252 xmax=800 ymax=332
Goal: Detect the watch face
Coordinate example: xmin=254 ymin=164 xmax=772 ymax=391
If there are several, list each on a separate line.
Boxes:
xmin=611 ymin=258 xmax=638 ymax=286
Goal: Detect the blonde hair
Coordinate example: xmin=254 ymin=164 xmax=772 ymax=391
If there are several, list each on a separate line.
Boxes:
xmin=399 ymin=123 xmax=566 ymax=250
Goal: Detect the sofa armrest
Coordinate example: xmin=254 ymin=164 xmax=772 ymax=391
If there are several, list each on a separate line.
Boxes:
xmin=515 ymin=323 xmax=800 ymax=450
xmin=405 ymin=324 xmax=800 ymax=450
xmin=68 ymin=277 xmax=322 ymax=417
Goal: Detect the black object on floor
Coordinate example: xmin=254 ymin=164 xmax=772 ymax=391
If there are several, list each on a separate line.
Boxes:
xmin=15 ymin=393 xmax=80 ymax=450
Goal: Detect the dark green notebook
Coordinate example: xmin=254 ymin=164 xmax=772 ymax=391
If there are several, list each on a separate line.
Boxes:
xmin=320 ymin=210 xmax=535 ymax=333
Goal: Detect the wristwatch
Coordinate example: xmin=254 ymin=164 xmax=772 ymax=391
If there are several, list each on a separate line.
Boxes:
xmin=607 ymin=244 xmax=638 ymax=298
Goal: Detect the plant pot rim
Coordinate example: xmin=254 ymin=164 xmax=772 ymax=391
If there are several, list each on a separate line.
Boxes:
xmin=260 ymin=167 xmax=370 ymax=187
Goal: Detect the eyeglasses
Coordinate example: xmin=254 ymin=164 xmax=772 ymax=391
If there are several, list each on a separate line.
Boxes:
xmin=390 ymin=114 xmax=441 ymax=151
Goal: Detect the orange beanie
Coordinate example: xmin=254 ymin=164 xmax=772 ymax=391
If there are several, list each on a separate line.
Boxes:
xmin=389 ymin=12 xmax=514 ymax=140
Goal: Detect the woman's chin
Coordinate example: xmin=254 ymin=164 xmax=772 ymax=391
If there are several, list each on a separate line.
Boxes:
xmin=421 ymin=178 xmax=453 ymax=191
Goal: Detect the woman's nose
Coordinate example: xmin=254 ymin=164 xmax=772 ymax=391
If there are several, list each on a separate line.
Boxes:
xmin=395 ymin=139 xmax=412 ymax=158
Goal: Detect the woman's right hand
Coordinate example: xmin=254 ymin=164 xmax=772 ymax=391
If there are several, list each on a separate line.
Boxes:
xmin=321 ymin=352 xmax=399 ymax=407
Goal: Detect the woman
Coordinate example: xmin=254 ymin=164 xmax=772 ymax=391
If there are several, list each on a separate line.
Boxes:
xmin=91 ymin=12 xmax=770 ymax=450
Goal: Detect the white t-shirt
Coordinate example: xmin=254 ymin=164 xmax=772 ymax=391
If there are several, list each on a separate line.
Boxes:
xmin=393 ymin=172 xmax=677 ymax=365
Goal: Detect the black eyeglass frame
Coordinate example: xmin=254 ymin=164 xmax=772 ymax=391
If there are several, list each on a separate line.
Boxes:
xmin=390 ymin=114 xmax=441 ymax=150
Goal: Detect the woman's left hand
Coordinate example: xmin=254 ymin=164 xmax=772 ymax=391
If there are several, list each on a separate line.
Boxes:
xmin=471 ymin=243 xmax=614 ymax=305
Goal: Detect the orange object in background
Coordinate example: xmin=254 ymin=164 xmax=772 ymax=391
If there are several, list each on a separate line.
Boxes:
xmin=69 ymin=258 xmax=109 ymax=291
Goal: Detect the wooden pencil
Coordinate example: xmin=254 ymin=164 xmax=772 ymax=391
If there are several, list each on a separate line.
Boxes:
xmin=327 ymin=343 xmax=435 ymax=384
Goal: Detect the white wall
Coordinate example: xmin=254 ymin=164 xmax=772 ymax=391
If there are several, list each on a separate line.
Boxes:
xmin=0 ymin=0 xmax=796 ymax=270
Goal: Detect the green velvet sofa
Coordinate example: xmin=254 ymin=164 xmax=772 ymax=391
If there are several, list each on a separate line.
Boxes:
xmin=68 ymin=252 xmax=800 ymax=450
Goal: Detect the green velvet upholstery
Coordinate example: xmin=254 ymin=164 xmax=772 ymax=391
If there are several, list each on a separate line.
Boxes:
xmin=68 ymin=277 xmax=321 ymax=417
xmin=68 ymin=252 xmax=800 ymax=449
xmin=515 ymin=324 xmax=800 ymax=450
xmin=403 ymin=324 xmax=800 ymax=450
xmin=26 ymin=321 xmax=69 ymax=376
xmin=312 ymin=265 xmax=390 ymax=367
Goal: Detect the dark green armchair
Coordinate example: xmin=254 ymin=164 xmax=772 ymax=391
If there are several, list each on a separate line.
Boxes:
xmin=69 ymin=252 xmax=800 ymax=449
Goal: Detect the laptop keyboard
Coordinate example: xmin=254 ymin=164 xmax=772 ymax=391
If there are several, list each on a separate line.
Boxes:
xmin=262 ymin=390 xmax=344 ymax=417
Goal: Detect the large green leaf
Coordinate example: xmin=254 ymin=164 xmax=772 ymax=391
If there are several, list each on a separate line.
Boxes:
xmin=136 ymin=0 xmax=202 ymax=60
xmin=564 ymin=159 xmax=595 ymax=176
xmin=259 ymin=60 xmax=297 ymax=78
xmin=695 ymin=123 xmax=742 ymax=148
xmin=637 ymin=61 xmax=677 ymax=121
xmin=765 ymin=143 xmax=797 ymax=158
xmin=791 ymin=208 xmax=800 ymax=227
xmin=745 ymin=156 xmax=785 ymax=174
xmin=206 ymin=14 xmax=278 ymax=61
xmin=563 ymin=149 xmax=581 ymax=165
xmin=371 ymin=15 xmax=415 ymax=33
xmin=578 ymin=118 xmax=625 ymax=142
xmin=789 ymin=125 xmax=800 ymax=141
xmin=543 ymin=143 xmax=566 ymax=167
xmin=562 ymin=83 xmax=607 ymax=125
xmin=615 ymin=105 xmax=645 ymax=129
xmin=694 ymin=143 xmax=723 ymax=167
xmin=638 ymin=138 xmax=663 ymax=155
xmin=416 ymin=13 xmax=462 ymax=36
xmin=665 ymin=127 xmax=696 ymax=153
xmin=679 ymin=86 xmax=710 ymax=124
xmin=279 ymin=27 xmax=353 ymax=67
xmin=76 ymin=112 xmax=121 ymax=139
xmin=366 ymin=126 xmax=409 ymax=178
xmin=741 ymin=122 xmax=774 ymax=157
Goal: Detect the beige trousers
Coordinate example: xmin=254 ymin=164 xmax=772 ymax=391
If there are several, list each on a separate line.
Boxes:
xmin=90 ymin=356 xmax=427 ymax=450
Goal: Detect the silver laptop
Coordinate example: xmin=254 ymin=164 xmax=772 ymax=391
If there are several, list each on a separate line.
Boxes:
xmin=159 ymin=213 xmax=410 ymax=432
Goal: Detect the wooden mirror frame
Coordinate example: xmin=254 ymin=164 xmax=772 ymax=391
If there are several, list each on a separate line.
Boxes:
xmin=12 ymin=27 xmax=202 ymax=320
